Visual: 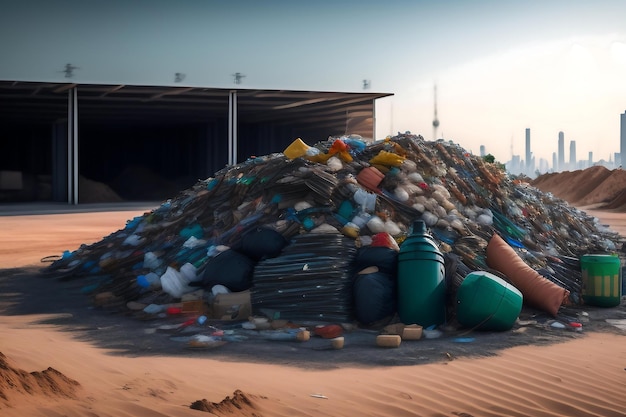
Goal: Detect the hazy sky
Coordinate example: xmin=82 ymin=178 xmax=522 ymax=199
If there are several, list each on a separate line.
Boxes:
xmin=2 ymin=0 xmax=626 ymax=164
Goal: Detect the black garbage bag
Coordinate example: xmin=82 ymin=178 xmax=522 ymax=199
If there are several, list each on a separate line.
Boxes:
xmin=233 ymin=227 xmax=288 ymax=261
xmin=197 ymin=249 xmax=255 ymax=292
xmin=353 ymin=270 xmax=396 ymax=326
xmin=354 ymin=246 xmax=398 ymax=276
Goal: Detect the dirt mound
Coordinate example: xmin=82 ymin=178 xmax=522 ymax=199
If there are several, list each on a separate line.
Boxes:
xmin=531 ymin=166 xmax=626 ymax=211
xmin=79 ymin=175 xmax=124 ymax=203
xmin=111 ymin=165 xmax=181 ymax=201
xmin=0 ymin=351 xmax=81 ymax=408
xmin=531 ymin=165 xmax=612 ymax=205
xmin=190 ymin=389 xmax=260 ymax=415
xmin=597 ymin=188 xmax=626 ymax=211
xmin=582 ymin=169 xmax=626 ymax=208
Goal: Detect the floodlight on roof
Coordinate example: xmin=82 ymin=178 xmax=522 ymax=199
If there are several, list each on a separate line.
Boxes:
xmin=232 ymin=72 xmax=246 ymax=84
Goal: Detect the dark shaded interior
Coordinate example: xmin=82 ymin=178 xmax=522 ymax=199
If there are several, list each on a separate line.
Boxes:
xmin=0 ymin=82 xmax=389 ymax=203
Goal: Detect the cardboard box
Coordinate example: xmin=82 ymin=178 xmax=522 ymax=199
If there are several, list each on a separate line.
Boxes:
xmin=181 ymin=300 xmax=207 ymax=315
xmin=210 ymin=290 xmax=251 ymax=321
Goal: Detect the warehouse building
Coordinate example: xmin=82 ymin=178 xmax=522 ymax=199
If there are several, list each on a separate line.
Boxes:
xmin=0 ymin=81 xmax=391 ymax=204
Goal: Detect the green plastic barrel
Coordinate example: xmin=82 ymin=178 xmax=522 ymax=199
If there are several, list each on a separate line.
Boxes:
xmin=580 ymin=254 xmax=622 ymax=307
xmin=455 ymin=271 xmax=523 ymax=331
xmin=397 ymin=220 xmax=446 ymax=327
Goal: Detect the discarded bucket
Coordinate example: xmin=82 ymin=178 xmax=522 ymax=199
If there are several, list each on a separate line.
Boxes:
xmin=455 ymin=271 xmax=523 ymax=331
xmin=580 ymin=254 xmax=622 ymax=307
xmin=397 ymin=220 xmax=446 ymax=327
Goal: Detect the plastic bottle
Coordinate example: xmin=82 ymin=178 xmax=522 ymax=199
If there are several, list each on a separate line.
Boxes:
xmin=136 ymin=272 xmax=161 ymax=290
xmin=351 ymin=212 xmax=371 ymax=229
xmin=143 ymin=251 xmax=162 ymax=270
xmin=263 ymin=329 xmax=310 ymax=342
xmin=180 ymin=262 xmax=198 ymax=283
xmin=143 ymin=303 xmax=166 ymax=314
xmin=302 ymin=217 xmax=315 ymax=231
xmin=353 ymin=188 xmax=377 ymax=212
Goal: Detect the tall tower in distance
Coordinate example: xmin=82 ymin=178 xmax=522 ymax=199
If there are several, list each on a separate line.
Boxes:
xmin=525 ymin=128 xmax=531 ymax=173
xmin=569 ymin=140 xmax=577 ymax=169
xmin=558 ymin=131 xmax=565 ymax=171
xmin=432 ymin=84 xmax=440 ymax=140
xmin=615 ymin=111 xmax=626 ymax=168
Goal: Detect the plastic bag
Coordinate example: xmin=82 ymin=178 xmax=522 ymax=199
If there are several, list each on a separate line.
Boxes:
xmin=370 ymin=232 xmax=400 ymax=251
xmin=161 ymin=266 xmax=194 ymax=298
xmin=369 ymin=150 xmax=406 ymax=167
xmin=328 ymin=139 xmax=353 ymax=162
xmin=283 ymin=138 xmax=311 ymax=159
xmin=353 ymin=271 xmax=396 ymax=325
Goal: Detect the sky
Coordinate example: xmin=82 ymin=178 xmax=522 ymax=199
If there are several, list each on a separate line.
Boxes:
xmin=2 ymin=0 xmax=626 ymax=166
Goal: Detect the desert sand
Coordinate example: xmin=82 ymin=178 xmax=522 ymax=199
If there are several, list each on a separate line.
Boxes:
xmin=1 ymin=204 xmax=625 ymax=417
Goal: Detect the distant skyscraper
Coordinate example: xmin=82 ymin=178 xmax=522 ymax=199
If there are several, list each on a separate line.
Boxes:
xmin=620 ymin=111 xmax=626 ymax=167
xmin=480 ymin=145 xmax=486 ymax=157
xmin=525 ymin=128 xmax=531 ymax=172
xmin=507 ymin=155 xmax=521 ymax=175
xmin=552 ymin=152 xmax=557 ymax=171
xmin=588 ymin=151 xmax=593 ymax=167
xmin=558 ymin=131 xmax=564 ymax=171
xmin=569 ymin=140 xmax=577 ymax=169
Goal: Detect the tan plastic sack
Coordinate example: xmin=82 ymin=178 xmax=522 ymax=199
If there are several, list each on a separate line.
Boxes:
xmin=486 ymin=233 xmax=569 ymax=316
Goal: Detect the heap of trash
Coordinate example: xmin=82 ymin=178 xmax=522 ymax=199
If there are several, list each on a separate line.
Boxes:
xmin=44 ymin=132 xmax=624 ymax=339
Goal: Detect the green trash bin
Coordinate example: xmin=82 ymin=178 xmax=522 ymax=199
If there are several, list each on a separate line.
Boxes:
xmin=455 ymin=271 xmax=523 ymax=331
xmin=580 ymin=254 xmax=622 ymax=307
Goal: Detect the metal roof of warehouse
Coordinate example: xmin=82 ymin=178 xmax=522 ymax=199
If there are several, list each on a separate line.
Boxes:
xmin=0 ymin=81 xmax=392 ymax=131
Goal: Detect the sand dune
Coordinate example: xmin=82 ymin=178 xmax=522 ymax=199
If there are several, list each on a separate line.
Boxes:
xmin=532 ymin=166 xmax=626 ymax=210
xmin=1 ymin=318 xmax=624 ymax=417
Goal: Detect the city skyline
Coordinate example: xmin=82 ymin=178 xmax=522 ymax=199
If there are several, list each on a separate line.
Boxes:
xmin=501 ymin=120 xmax=622 ymax=177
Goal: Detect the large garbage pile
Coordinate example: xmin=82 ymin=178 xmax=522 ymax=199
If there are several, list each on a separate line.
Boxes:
xmin=44 ymin=133 xmax=623 ymax=329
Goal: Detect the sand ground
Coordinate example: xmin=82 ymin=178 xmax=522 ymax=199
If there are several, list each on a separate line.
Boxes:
xmin=0 ymin=204 xmax=625 ymax=417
